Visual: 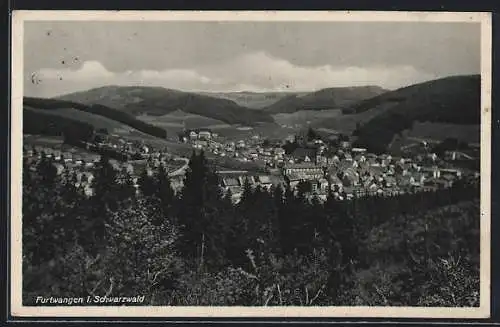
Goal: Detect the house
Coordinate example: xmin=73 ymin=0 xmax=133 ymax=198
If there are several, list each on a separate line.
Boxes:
xmin=274 ymin=148 xmax=286 ymax=157
xmin=283 ymin=163 xmax=324 ymax=180
xmin=170 ymin=175 xmax=184 ymax=193
xmin=285 ymin=173 xmax=304 ymax=189
xmin=352 ymin=147 xmax=367 ymax=154
xmin=324 ymin=151 xmax=339 ymax=165
xmin=440 ymin=168 xmax=462 ymax=178
xmin=316 ymin=154 xmax=328 ymax=166
xmin=52 ymin=163 xmax=65 ymax=175
xmin=222 ymin=177 xmax=241 ymax=189
xmin=317 ymin=178 xmax=330 ymax=192
xmin=411 ymin=172 xmax=426 ymax=186
xmin=237 ymin=140 xmax=246 ymax=149
xmin=354 ymin=154 xmax=367 ymax=163
xmin=328 ymin=174 xmax=343 ymax=191
xmin=291 ymin=147 xmax=317 ymax=163
xmin=189 ymin=131 xmax=198 ymax=140
xmin=421 ymin=166 xmax=441 ymax=179
xmin=198 ymin=130 xmax=212 ymax=140
xmin=255 ymin=175 xmax=273 ymax=190
xmin=340 ymin=141 xmax=351 ymax=149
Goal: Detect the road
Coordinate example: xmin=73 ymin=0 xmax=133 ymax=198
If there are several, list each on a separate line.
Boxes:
xmin=168 ymin=157 xmax=189 ymax=177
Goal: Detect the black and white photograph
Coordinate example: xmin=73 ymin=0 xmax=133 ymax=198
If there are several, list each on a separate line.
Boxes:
xmin=10 ymin=11 xmax=491 ymax=318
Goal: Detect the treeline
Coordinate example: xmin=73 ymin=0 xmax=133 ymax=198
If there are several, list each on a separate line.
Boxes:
xmin=24 ymin=107 xmax=95 ymax=141
xmin=350 ymin=75 xmax=480 ymax=153
xmin=124 ymin=92 xmax=275 ymax=126
xmin=23 ymin=151 xmax=480 ymax=306
xmin=23 ymin=97 xmax=167 ymax=139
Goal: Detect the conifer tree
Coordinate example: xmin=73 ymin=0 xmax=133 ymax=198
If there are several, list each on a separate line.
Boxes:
xmin=138 ymin=167 xmax=155 ymax=197
xmin=89 ymin=154 xmax=119 ymax=248
xmin=156 ymin=163 xmax=175 ymax=218
xmin=177 ymin=150 xmax=227 ymax=269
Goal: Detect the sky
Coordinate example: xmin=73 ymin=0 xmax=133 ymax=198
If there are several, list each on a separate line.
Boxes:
xmin=23 ymin=21 xmax=481 ymax=97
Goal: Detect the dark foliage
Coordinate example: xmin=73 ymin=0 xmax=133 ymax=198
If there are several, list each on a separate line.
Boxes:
xmin=24 ymin=97 xmax=167 ymax=139
xmin=264 ymin=86 xmax=387 ymax=114
xmin=23 ymin=152 xmax=480 ymax=306
xmin=23 ymin=107 xmax=95 ymax=141
xmin=56 ymin=86 xmax=275 ymax=126
xmin=351 ymin=75 xmax=480 ymax=153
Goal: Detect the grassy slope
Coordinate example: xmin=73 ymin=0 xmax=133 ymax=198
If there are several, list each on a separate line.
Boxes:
xmin=57 ymin=86 xmax=275 ymax=126
xmin=24 ymin=97 xmax=168 ymax=139
xmin=263 ymin=86 xmax=387 ymax=114
xmin=312 ymin=75 xmax=480 ymax=152
xmin=197 ymin=91 xmax=307 ymax=109
xmin=273 ymin=109 xmax=343 ymax=126
xmin=352 ymin=75 xmax=480 ymax=152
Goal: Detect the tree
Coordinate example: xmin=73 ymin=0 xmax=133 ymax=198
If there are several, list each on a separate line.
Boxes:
xmin=37 ymin=154 xmax=57 ymax=186
xmin=155 ymin=163 xmax=176 ymax=220
xmin=89 ymin=154 xmax=120 ymax=248
xmin=307 ymin=127 xmax=318 ymax=141
xmin=177 ymin=151 xmax=227 ymax=269
xmin=138 ymin=167 xmax=155 ymax=197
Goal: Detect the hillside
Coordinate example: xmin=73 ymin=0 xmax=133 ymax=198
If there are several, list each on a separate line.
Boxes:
xmin=339 ymin=75 xmax=481 ymax=153
xmin=263 ymin=85 xmax=387 ymax=114
xmin=57 ymin=86 xmax=275 ymax=126
xmin=197 ymin=91 xmax=307 ymax=109
xmin=24 ymin=107 xmax=96 ymax=141
xmin=273 ymin=109 xmax=342 ymax=127
xmin=23 ymin=97 xmax=168 ymax=139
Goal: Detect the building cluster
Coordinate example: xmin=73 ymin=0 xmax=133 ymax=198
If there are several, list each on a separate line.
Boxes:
xmin=210 ymin=131 xmax=479 ymax=203
xmin=80 ymin=132 xmax=160 ymax=161
xmin=180 ymin=129 xmax=288 ymax=167
xmin=24 ymin=126 xmax=480 ymax=205
xmin=23 ymin=143 xmax=186 ymax=197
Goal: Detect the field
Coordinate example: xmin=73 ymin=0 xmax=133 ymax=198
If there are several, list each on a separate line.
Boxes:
xmin=273 ymin=109 xmax=342 ymax=127
xmin=137 ymin=110 xmax=227 ymax=130
xmin=197 ymin=91 xmax=305 ymax=109
xmin=311 ymin=102 xmax=397 ymax=134
xmin=407 ymin=122 xmax=480 ymax=144
xmin=138 ymin=110 xmax=298 ymax=142
xmin=25 ymin=106 xmax=164 ymax=141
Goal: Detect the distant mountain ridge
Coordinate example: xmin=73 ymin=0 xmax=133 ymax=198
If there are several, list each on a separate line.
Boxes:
xmin=262 ymin=85 xmax=387 ymax=114
xmin=197 ymin=91 xmax=307 ymax=109
xmin=57 ymin=86 xmax=275 ymax=126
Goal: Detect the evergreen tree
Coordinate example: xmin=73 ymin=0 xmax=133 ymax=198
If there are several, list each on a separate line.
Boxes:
xmin=177 ymin=151 xmax=227 ymax=269
xmin=37 ymin=154 xmax=57 ymax=186
xmin=156 ymin=163 xmax=175 ymax=218
xmin=138 ymin=167 xmax=155 ymax=197
xmin=116 ymin=169 xmax=137 ymax=203
xmin=89 ymin=154 xmax=119 ymax=249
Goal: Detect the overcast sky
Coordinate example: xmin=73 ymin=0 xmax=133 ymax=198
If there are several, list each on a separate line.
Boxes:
xmin=23 ymin=21 xmax=481 ymax=97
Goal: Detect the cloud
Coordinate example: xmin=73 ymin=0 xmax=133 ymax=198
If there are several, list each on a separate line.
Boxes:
xmin=210 ymin=51 xmax=437 ymax=91
xmin=27 ymin=52 xmax=438 ymax=97
xmin=37 ymin=60 xmax=114 ymax=80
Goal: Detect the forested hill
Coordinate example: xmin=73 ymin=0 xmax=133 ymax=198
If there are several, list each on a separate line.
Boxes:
xmin=346 ymin=74 xmax=481 ymax=153
xmin=263 ymin=85 xmax=387 ymax=114
xmin=23 ymin=97 xmax=168 ymax=139
xmin=57 ymin=86 xmax=275 ymax=126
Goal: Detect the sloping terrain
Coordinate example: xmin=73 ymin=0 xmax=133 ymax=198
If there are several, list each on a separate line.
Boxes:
xmin=263 ymin=85 xmax=387 ymax=114
xmin=197 ymin=91 xmax=307 ymax=109
xmin=273 ymin=109 xmax=343 ymax=127
xmin=57 ymin=86 xmax=275 ymax=126
xmin=325 ymin=75 xmax=481 ymax=153
xmin=23 ymin=97 xmax=168 ymax=139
